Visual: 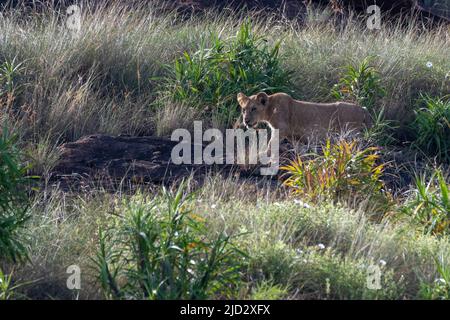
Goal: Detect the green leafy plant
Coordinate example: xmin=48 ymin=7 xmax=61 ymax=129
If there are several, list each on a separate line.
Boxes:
xmin=281 ymin=139 xmax=388 ymax=208
xmin=93 ymin=183 xmax=247 ymax=300
xmin=420 ymin=255 xmax=450 ymax=300
xmin=332 ymin=56 xmax=385 ymax=111
xmin=402 ymin=169 xmax=450 ymax=235
xmin=294 ymin=246 xmax=402 ymax=300
xmin=363 ymin=107 xmax=398 ymax=146
xmin=250 ymin=281 xmax=288 ymax=300
xmin=0 ymin=126 xmax=33 ymax=263
xmin=0 ymin=58 xmax=25 ymax=109
xmin=163 ymin=21 xmax=293 ymax=125
xmin=0 ymin=268 xmax=35 ymax=300
xmin=0 ymin=268 xmax=18 ymax=300
xmin=412 ymin=95 xmax=450 ymax=163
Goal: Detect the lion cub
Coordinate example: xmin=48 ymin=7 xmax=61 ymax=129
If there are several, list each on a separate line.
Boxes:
xmin=237 ymin=92 xmax=371 ymax=144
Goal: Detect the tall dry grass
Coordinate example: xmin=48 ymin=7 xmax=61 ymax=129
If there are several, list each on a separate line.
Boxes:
xmin=0 ymin=2 xmax=448 ymax=147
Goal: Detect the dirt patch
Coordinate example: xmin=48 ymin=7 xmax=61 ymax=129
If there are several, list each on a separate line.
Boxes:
xmin=51 ymin=134 xmax=277 ymax=190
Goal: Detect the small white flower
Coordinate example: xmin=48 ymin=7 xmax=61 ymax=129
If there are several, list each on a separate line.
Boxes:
xmin=294 ymin=199 xmax=311 ymax=209
xmin=426 ymin=61 xmax=433 ymax=68
xmin=296 ymin=248 xmax=303 ymax=255
xmin=379 ymin=259 xmax=387 ymax=267
xmin=239 ymin=226 xmax=248 ymax=234
xmin=317 ymin=243 xmax=325 ymax=250
xmin=435 ymin=278 xmax=447 ymax=284
xmin=211 ymin=204 xmax=217 ymax=209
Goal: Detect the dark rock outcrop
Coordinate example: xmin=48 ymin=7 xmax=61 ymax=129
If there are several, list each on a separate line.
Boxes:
xmin=51 ymin=134 xmax=267 ymax=190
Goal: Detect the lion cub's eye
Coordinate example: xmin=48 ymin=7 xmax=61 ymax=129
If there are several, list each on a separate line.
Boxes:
xmin=251 ymin=107 xmax=257 ymax=112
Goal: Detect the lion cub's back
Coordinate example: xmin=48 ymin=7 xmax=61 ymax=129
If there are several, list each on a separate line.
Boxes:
xmin=333 ymin=101 xmax=368 ymax=127
xmin=290 ymin=100 xmax=367 ymax=131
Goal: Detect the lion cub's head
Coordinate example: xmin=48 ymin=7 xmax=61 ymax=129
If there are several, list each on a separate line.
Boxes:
xmin=237 ymin=92 xmax=269 ymax=128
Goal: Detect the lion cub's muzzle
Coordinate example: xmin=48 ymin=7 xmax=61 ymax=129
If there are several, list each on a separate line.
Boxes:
xmin=243 ymin=118 xmax=257 ymax=129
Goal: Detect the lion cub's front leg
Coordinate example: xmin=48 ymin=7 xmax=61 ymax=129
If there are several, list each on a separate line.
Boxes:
xmin=257 ymin=129 xmax=281 ymax=169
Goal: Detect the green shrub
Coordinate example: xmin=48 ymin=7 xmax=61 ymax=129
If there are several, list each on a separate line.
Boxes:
xmin=0 ymin=126 xmax=32 ymax=263
xmin=332 ymin=56 xmax=385 ymax=111
xmin=291 ymin=246 xmax=402 ymax=300
xmin=162 ymin=21 xmax=293 ymax=125
xmin=332 ymin=57 xmax=396 ymax=147
xmin=402 ymin=169 xmax=450 ymax=235
xmin=0 ymin=268 xmax=18 ymax=300
xmin=0 ymin=58 xmax=24 ymax=110
xmin=0 ymin=268 xmax=32 ymax=300
xmin=249 ymin=240 xmax=297 ymax=287
xmin=420 ymin=255 xmax=450 ymax=300
xmin=93 ymin=183 xmax=246 ymax=300
xmin=250 ymin=281 xmax=288 ymax=300
xmin=362 ymin=107 xmax=398 ymax=146
xmin=249 ymin=241 xmax=402 ymax=299
xmin=412 ymin=95 xmax=450 ymax=163
xmin=281 ymin=139 xmax=389 ymax=211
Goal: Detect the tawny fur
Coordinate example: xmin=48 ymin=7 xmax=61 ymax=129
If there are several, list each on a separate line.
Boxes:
xmin=237 ymin=92 xmax=371 ymax=143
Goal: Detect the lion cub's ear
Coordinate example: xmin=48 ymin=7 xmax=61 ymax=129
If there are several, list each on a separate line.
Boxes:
xmin=237 ymin=92 xmax=248 ymax=107
xmin=256 ymin=92 xmax=268 ymax=105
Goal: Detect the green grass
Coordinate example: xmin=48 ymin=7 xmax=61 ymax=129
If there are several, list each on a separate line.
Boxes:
xmin=1 ymin=2 xmax=450 ymax=300
xmin=401 ymin=169 xmax=450 ymax=235
xmin=0 ymin=125 xmax=33 ymax=263
xmin=412 ymin=95 xmax=450 ymax=163
xmin=331 ymin=56 xmax=386 ymax=111
xmin=159 ymin=20 xmax=294 ymax=126
xmin=0 ymin=2 xmax=448 ymax=143
xmin=4 ymin=176 xmax=449 ymax=300
xmin=94 ymin=184 xmax=246 ymax=299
